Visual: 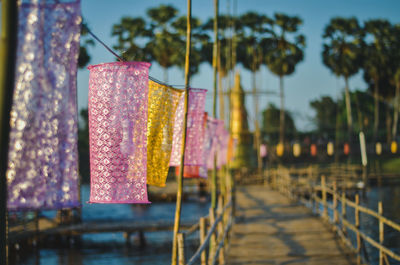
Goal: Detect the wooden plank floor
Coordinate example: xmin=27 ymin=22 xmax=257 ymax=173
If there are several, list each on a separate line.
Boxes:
xmin=226 ymin=185 xmax=356 ymax=265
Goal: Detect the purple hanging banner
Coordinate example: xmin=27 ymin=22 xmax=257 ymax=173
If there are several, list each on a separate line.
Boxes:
xmin=88 ymin=62 xmax=151 ymax=204
xmin=170 ymin=89 xmax=207 ymax=166
xmin=7 ymin=1 xmax=81 ymax=211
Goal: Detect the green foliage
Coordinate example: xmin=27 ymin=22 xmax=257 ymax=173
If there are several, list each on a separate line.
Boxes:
xmin=78 ymin=22 xmax=95 ymax=68
xmin=261 ymin=103 xmax=296 ymax=143
xmin=310 ymin=96 xmax=337 ymax=139
xmin=78 ymin=109 xmax=90 ymax=183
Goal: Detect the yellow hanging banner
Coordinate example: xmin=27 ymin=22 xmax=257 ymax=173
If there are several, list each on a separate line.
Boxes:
xmin=147 ymin=81 xmax=183 ymax=187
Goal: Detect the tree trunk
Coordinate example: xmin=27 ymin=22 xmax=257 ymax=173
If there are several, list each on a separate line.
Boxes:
xmin=252 ymin=68 xmax=262 ymax=173
xmin=344 ymin=76 xmax=353 ymax=143
xmin=373 ymin=78 xmax=379 ymax=141
xmin=279 ymin=76 xmax=285 ymax=144
xmin=386 ymin=106 xmax=392 ymax=144
xmin=392 ymin=81 xmax=400 ymax=140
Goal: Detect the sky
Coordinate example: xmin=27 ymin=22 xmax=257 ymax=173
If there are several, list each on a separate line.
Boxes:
xmin=78 ymin=0 xmax=400 ymax=131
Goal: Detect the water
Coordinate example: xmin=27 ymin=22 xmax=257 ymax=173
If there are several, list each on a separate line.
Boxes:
xmin=10 ymin=184 xmax=210 ymax=265
xmin=10 ymin=185 xmax=400 ymax=265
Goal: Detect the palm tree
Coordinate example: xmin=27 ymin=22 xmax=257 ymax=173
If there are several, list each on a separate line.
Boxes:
xmin=265 ymin=13 xmax=305 ymax=145
xmin=237 ymin=12 xmax=272 ymax=171
xmin=362 ymin=19 xmax=392 ymax=141
xmin=146 ymin=5 xmax=180 ymax=82
xmin=111 ymin=17 xmax=152 ymax=61
xmin=391 ymin=24 xmax=400 ymax=139
xmin=322 ymin=17 xmax=362 ymax=142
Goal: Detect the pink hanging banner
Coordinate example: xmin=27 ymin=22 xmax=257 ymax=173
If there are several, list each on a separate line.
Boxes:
xmin=88 ymin=62 xmax=151 ymax=204
xmin=207 ymin=119 xmax=225 ymax=169
xmin=217 ymin=128 xmax=230 ymax=168
xmin=7 ymin=0 xmax=81 ymax=211
xmin=170 ymin=89 xmax=207 ymax=167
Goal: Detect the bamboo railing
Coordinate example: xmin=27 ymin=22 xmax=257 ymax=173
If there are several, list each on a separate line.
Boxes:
xmin=176 ymin=193 xmax=234 ymax=265
xmin=267 ymin=169 xmax=400 ymax=265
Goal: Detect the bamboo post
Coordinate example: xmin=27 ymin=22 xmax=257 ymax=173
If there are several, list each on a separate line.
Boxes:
xmin=208 ymin=208 xmax=216 ymax=265
xmin=177 ymin=233 xmax=186 ymax=265
xmin=355 ymin=194 xmax=361 ymax=265
xmin=171 ymin=1 xmax=192 ymax=264
xmin=333 ymin=182 xmax=338 ymax=225
xmin=342 ymin=192 xmax=347 ymax=235
xmin=322 ymin=176 xmax=328 ymax=219
xmin=199 ymin=217 xmax=207 ymax=265
xmin=217 ymin=196 xmax=225 ymax=264
xmin=379 ymin=201 xmax=384 ymax=265
xmin=0 ymin=1 xmax=18 ymax=264
xmin=211 ymin=0 xmax=219 ymax=210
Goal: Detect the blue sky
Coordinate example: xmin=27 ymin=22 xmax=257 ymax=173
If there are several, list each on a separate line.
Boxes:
xmin=78 ymin=0 xmax=400 ymax=131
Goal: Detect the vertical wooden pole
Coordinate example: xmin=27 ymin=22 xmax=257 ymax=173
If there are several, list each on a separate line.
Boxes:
xmin=172 ymin=1 xmax=192 ymax=264
xmin=177 ymin=233 xmax=186 ymax=265
xmin=208 ymin=208 xmax=216 ymax=265
xmin=321 ymin=176 xmax=327 ymax=218
xmin=217 ymin=195 xmax=225 ymax=264
xmin=0 ymin=1 xmax=18 ymax=264
xmin=199 ymin=217 xmax=207 ymax=265
xmin=333 ymin=182 xmax=338 ymax=225
xmin=341 ymin=192 xmax=347 ymax=235
xmin=355 ymin=194 xmax=361 ymax=265
xmin=211 ymin=0 xmax=219 ymax=210
xmin=378 ymin=201 xmax=384 ymax=265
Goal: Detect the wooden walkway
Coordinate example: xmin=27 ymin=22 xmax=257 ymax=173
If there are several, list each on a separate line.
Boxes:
xmin=226 ymin=185 xmax=356 ymax=265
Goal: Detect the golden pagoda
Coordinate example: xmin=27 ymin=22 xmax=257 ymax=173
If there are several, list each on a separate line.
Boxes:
xmin=230 ymin=72 xmax=256 ymax=168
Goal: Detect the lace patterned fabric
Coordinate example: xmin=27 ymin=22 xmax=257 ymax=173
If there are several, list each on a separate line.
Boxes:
xmin=88 ymin=62 xmax=150 ymax=204
xmin=169 ymin=89 xmax=207 ymax=166
xmin=147 ymin=81 xmax=183 ymax=187
xmin=7 ymin=1 xmax=81 ymax=211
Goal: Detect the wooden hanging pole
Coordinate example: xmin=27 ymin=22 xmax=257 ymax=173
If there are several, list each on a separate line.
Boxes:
xmin=0 ymin=1 xmax=18 ymax=264
xmin=211 ymin=0 xmax=219 ymax=211
xmin=172 ymin=0 xmax=192 ymax=264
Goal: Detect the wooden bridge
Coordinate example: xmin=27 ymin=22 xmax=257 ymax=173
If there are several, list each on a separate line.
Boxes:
xmin=8 ymin=165 xmax=400 ymax=265
xmin=226 ymin=185 xmax=356 ymax=264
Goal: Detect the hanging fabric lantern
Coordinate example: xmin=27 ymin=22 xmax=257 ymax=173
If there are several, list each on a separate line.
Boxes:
xmin=217 ymin=127 xmax=230 ymax=168
xmin=7 ymin=1 xmax=81 ymax=211
xmin=276 ymin=143 xmax=284 ymax=157
xmin=310 ymin=144 xmax=317 ymax=157
xmin=147 ymin=81 xmax=183 ymax=186
xmin=88 ymin=62 xmax=151 ymax=204
xmin=175 ymin=112 xmax=208 ymax=178
xmin=327 ymin=142 xmax=334 ymax=156
xmin=343 ymin=142 xmax=350 ymax=155
xmin=376 ymin=142 xmax=382 ymax=155
xmin=260 ymin=144 xmax=267 ymax=158
xmin=170 ymin=89 xmax=207 ymax=166
xmin=293 ymin=143 xmax=301 ymax=157
xmin=391 ymin=141 xmax=397 ymax=154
